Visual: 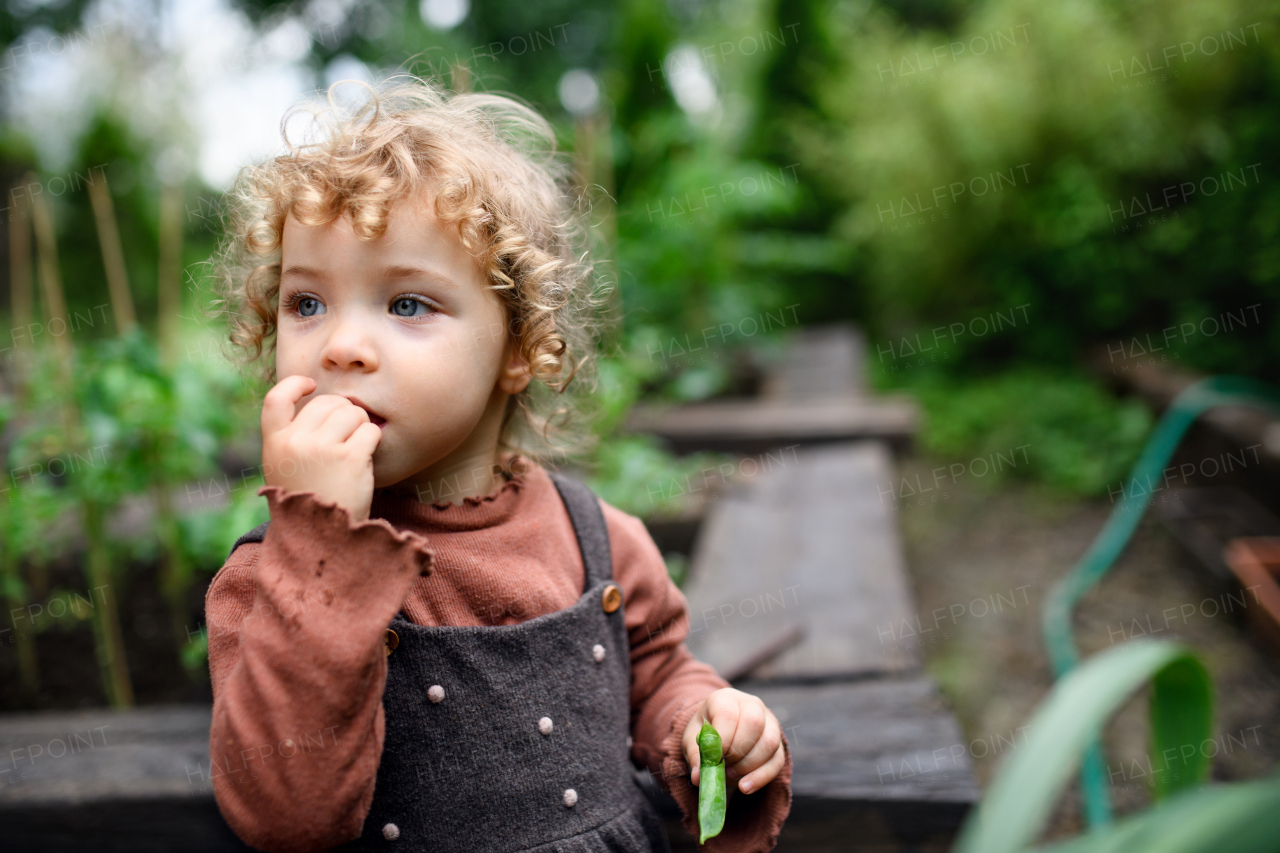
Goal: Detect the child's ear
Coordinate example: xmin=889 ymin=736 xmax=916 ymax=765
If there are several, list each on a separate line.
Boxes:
xmin=498 ymin=344 xmax=532 ymax=395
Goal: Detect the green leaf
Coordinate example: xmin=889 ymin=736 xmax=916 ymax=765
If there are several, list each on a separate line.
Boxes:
xmin=1029 ymin=773 xmax=1280 ymax=853
xmin=1149 ymin=655 xmax=1213 ymax=799
xmin=952 ymin=640 xmax=1211 ymax=853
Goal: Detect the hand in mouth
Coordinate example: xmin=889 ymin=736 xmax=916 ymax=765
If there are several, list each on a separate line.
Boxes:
xmin=343 ymin=395 xmax=387 ymax=428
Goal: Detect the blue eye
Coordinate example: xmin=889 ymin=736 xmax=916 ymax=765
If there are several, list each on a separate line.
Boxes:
xmin=392 ymin=296 xmax=434 ymax=318
xmin=286 ymin=293 xmax=325 ymax=317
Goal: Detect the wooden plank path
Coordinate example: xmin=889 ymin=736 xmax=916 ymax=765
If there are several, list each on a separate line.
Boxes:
xmin=0 ymin=705 xmax=252 ymax=852
xmin=649 ymin=323 xmax=979 ymax=851
xmin=680 ymin=441 xmax=919 ymax=680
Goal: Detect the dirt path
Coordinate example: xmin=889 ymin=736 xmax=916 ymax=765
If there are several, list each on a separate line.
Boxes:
xmin=891 ymin=454 xmax=1280 ymax=837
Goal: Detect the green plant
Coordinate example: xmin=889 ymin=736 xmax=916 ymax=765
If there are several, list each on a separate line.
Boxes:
xmin=789 ymin=0 xmax=1280 ymax=379
xmin=0 ymin=426 xmax=63 ymax=696
xmin=3 ymin=292 xmax=254 ymax=699
xmin=78 ymin=329 xmax=244 ymax=657
xmin=1040 ymin=376 xmax=1280 ymax=824
xmin=885 ymin=366 xmax=1153 ymax=497
xmin=952 ymin=639 xmax=1280 ymax=853
xmin=581 ymin=333 xmax=736 ymax=521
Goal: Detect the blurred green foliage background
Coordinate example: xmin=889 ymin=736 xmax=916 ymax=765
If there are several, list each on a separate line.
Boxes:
xmin=3 ymin=0 xmax=1275 ymax=502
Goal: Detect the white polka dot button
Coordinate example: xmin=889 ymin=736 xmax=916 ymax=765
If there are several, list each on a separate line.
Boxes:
xmin=592 ymin=643 xmax=605 ymax=662
xmin=626 ymin=735 xmax=633 ymax=748
xmin=427 ymin=685 xmax=445 ymax=703
xmin=539 ymin=716 xmax=554 ymax=735
xmin=382 ymin=823 xmax=400 ymax=841
xmin=563 ymin=788 xmax=578 ymax=807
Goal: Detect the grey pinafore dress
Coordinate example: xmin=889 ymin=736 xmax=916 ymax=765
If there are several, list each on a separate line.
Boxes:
xmin=228 ymin=473 xmax=672 ymax=853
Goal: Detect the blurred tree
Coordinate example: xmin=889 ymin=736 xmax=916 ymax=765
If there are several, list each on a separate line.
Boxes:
xmin=781 ymin=0 xmax=1280 ymax=377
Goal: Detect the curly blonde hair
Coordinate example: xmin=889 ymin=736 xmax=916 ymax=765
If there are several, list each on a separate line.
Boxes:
xmin=205 ymin=73 xmax=607 ymax=462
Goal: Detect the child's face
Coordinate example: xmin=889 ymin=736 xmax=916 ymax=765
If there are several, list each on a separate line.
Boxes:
xmin=275 ymin=189 xmax=530 ymax=491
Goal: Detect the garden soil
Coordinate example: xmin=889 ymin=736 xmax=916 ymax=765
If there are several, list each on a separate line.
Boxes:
xmin=893 ymin=453 xmax=1280 ymax=839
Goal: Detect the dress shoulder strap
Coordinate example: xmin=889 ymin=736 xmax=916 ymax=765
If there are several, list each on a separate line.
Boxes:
xmin=547 ymin=471 xmax=615 ymax=589
xmin=228 ymin=520 xmax=270 ymax=560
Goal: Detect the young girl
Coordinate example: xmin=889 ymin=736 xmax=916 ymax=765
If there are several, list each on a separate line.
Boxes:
xmin=204 ymin=74 xmax=792 ymax=853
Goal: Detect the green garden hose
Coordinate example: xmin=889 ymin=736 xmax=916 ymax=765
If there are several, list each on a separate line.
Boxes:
xmin=1041 ymin=375 xmax=1280 ymax=828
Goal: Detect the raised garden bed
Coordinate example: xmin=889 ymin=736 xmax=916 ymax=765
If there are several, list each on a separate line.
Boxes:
xmin=1223 ymin=538 xmax=1280 ymax=658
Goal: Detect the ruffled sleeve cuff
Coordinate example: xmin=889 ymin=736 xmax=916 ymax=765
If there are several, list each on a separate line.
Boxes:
xmin=248 ymin=486 xmax=435 ymax=657
xmin=260 ymin=484 xmax=434 ymax=576
xmin=657 ymin=698 xmax=794 ymax=852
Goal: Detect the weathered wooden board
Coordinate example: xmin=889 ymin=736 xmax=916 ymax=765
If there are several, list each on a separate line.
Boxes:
xmin=628 ymin=323 xmax=919 ymax=456
xmin=0 ymin=705 xmax=252 ymax=852
xmin=681 ymin=442 xmax=920 ymax=680
xmin=627 ymin=397 xmax=919 ymax=456
xmin=752 ymin=677 xmax=980 ymax=803
xmin=759 ymin=324 xmax=868 ymax=401
xmin=650 ymin=677 xmax=980 ymax=851
xmin=1089 ymin=346 xmax=1280 ymax=467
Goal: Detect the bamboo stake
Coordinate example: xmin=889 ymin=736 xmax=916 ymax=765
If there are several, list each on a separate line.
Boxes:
xmin=80 ymin=500 xmax=134 ymax=706
xmin=155 ymin=180 xmax=192 ymax=655
xmin=7 ymin=189 xmax=50 ymax=610
xmin=28 ymin=175 xmax=134 ymax=708
xmin=157 ymin=182 xmax=183 ymax=369
xmin=0 ymin=542 xmax=39 ymax=694
xmin=451 ymin=61 xmax=471 ymax=94
xmin=27 ymin=175 xmax=74 ymax=376
xmin=87 ymin=171 xmax=137 ymax=336
xmin=573 ymin=113 xmax=595 ymax=193
xmin=9 ymin=186 xmax=33 ymax=399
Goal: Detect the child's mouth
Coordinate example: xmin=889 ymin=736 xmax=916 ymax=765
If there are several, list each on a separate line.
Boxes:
xmin=343 ymin=396 xmax=387 ymax=428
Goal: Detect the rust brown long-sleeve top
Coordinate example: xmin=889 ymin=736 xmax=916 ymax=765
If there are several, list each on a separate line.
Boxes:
xmin=205 ymin=460 xmax=792 ymax=853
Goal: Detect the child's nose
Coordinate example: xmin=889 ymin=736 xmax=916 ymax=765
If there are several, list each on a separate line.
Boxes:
xmin=321 ymin=319 xmax=380 ymax=371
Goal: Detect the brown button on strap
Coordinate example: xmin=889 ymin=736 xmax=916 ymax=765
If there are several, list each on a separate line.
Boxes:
xmin=601 ymin=584 xmax=622 ymax=613
xmin=385 ymin=629 xmax=399 ymax=656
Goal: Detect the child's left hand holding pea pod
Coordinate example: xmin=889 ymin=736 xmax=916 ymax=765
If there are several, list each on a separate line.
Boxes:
xmin=682 ymin=687 xmax=788 ymax=801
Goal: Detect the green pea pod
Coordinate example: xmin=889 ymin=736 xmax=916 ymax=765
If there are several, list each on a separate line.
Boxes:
xmin=697 ymin=721 xmax=727 ymax=843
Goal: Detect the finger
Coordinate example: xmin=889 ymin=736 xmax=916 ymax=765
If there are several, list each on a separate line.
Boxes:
xmin=261 ymin=375 xmax=316 ymax=435
xmin=346 ymin=421 xmax=383 ymax=459
xmin=291 ymin=394 xmax=352 ymax=432
xmin=684 ymin=712 xmax=704 ymax=786
xmin=716 ymin=697 xmax=766 ymax=768
xmin=312 ymin=400 xmax=371 ymax=446
xmin=704 ymin=694 xmax=745 ymax=767
xmin=727 ymin=712 xmax=780 ymax=779
xmin=737 ymin=739 xmax=786 ymax=794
